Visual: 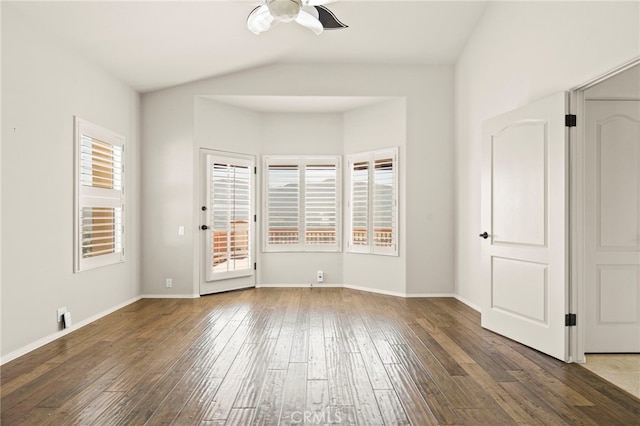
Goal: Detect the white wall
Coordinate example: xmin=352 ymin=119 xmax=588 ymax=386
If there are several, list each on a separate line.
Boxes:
xmin=343 ymin=99 xmax=407 ymax=295
xmin=142 ymin=64 xmax=454 ymax=297
xmin=260 ymin=112 xmax=344 ymax=286
xmin=1 ymin=6 xmax=141 ymax=359
xmin=454 ymin=1 xmax=640 ymax=308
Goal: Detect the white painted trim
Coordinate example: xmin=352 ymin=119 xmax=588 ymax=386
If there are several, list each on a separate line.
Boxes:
xmin=343 ymin=284 xmax=406 ymax=298
xmin=452 ymin=294 xmax=481 ymax=312
xmin=140 ymin=294 xmax=200 ymax=299
xmin=257 ymin=283 xmax=457 ymax=300
xmin=406 ymin=293 xmax=457 ymax=298
xmin=256 ymin=283 xmax=342 ymax=289
xmin=1 ymin=296 xmax=141 ymax=365
xmin=569 ymin=57 xmax=640 ymax=92
xmin=568 ymin=57 xmax=640 ymax=364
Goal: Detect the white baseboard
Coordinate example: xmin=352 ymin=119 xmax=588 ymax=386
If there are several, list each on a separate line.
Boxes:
xmin=256 ymin=283 xmax=342 ymax=289
xmin=256 ymin=283 xmax=458 ymax=300
xmin=342 ymin=284 xmax=407 ymax=298
xmin=140 ymin=293 xmax=200 ymax=299
xmin=405 ymin=292 xmax=457 ymax=298
xmin=452 ymin=294 xmax=481 ymax=312
xmin=1 ymin=296 xmax=141 ymax=365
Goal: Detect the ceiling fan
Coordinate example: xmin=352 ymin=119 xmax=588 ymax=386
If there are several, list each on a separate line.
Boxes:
xmin=247 ymin=0 xmax=348 ymax=35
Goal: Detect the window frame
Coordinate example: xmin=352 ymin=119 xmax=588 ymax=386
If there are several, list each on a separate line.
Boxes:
xmin=263 ymin=155 xmax=342 ymax=253
xmin=74 ymin=117 xmax=125 ymax=272
xmin=346 ymin=148 xmax=399 ymax=256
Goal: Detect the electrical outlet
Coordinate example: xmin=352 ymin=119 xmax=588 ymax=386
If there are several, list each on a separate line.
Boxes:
xmin=166 ymin=278 xmax=173 ymax=288
xmin=317 ymin=270 xmax=324 ymax=283
xmin=57 ymin=307 xmax=67 ymax=323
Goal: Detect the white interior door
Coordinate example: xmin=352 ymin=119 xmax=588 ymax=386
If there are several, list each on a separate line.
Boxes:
xmin=584 ymin=100 xmax=640 ymax=352
xmin=481 ymin=92 xmax=569 ymax=361
xmin=200 ymin=150 xmax=256 ymax=295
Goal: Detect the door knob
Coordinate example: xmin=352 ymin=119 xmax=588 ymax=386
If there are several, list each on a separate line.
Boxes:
xmin=201 ymin=225 xmax=209 ymax=230
xmin=479 ymin=232 xmax=489 ymax=239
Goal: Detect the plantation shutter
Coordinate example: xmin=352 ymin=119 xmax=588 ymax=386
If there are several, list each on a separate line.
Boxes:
xmin=347 ymin=148 xmax=398 ymax=256
xmin=305 ymin=164 xmax=337 ymax=245
xmin=349 ymin=157 xmax=370 ymax=252
xmin=267 ymin=164 xmax=300 ymax=246
xmin=206 ymin=157 xmax=253 ymax=281
xmin=264 ymin=156 xmax=341 ymax=252
xmin=75 ymin=118 xmax=125 ymax=272
xmin=373 ymin=156 xmax=395 ymax=251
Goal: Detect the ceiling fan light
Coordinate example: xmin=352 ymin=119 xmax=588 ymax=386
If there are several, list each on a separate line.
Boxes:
xmin=267 ymin=0 xmax=302 ymax=22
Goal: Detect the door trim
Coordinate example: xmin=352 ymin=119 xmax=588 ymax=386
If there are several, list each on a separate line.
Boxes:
xmin=568 ymin=57 xmax=640 ymax=363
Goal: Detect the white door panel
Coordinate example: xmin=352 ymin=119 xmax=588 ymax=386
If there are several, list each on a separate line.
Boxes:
xmin=481 ymin=92 xmax=568 ymax=361
xmin=492 ymin=122 xmax=547 ymax=246
xmin=585 ymin=100 xmax=640 ymax=352
xmin=492 ymin=257 xmax=548 ymax=323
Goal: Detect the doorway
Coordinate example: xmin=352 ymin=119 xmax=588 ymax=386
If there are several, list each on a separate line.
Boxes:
xmin=199 ymin=149 xmax=256 ymax=295
xmin=570 ymin=60 xmax=640 ymax=361
xmin=479 ymin=59 xmax=640 ymax=364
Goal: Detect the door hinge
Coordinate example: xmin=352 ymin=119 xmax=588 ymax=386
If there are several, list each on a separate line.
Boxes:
xmin=254 ymin=263 xmax=257 ymax=270
xmin=565 ymin=313 xmax=577 ymax=326
xmin=254 ymin=166 xmax=257 ymax=174
xmin=565 ymin=114 xmax=577 ymax=127
xmin=254 ymin=214 xmax=257 ymax=222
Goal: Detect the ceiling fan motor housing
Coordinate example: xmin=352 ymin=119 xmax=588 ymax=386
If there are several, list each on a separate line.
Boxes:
xmin=267 ymin=0 xmax=302 ymax=22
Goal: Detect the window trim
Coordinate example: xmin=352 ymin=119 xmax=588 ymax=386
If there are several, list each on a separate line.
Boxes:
xmin=346 ymin=148 xmax=399 ymax=256
xmin=74 ymin=117 xmax=125 ymax=272
xmin=263 ymin=155 xmax=342 ymax=253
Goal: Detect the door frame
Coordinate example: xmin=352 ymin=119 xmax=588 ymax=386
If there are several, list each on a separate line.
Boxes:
xmin=568 ymin=57 xmax=640 ymax=363
xmin=197 ymin=148 xmax=258 ymax=295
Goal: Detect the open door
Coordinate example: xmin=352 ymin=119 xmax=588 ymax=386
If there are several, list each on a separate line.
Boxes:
xmin=584 ymin=100 xmax=640 ymax=352
xmin=481 ymin=92 xmax=569 ymax=361
xmin=200 ymin=150 xmax=256 ymax=295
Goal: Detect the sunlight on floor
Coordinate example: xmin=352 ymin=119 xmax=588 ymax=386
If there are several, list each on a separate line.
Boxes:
xmin=582 ymin=354 xmax=640 ymax=399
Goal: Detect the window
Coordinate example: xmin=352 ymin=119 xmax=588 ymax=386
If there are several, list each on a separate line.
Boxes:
xmin=264 ymin=156 xmax=341 ymax=252
xmin=205 ymin=154 xmax=254 ymax=281
xmin=74 ymin=117 xmax=125 ymax=272
xmin=347 ymin=148 xmax=398 ymax=256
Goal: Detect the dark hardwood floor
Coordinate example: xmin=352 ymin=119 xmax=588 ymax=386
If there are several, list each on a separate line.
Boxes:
xmin=2 ymin=288 xmax=639 ymax=425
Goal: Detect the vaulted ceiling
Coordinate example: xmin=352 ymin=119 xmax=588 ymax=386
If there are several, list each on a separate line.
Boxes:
xmin=4 ymin=1 xmax=488 ymax=92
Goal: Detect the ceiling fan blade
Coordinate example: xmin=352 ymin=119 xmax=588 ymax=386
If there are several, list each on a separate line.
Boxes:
xmin=295 ymin=9 xmax=323 ymax=34
xmin=304 ymin=0 xmax=336 ymax=6
xmin=247 ymin=5 xmax=274 ymax=34
xmin=313 ymin=5 xmax=347 ymax=29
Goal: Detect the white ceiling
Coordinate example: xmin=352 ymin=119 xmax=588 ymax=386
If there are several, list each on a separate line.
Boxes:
xmin=4 ymin=0 xmax=488 ymax=93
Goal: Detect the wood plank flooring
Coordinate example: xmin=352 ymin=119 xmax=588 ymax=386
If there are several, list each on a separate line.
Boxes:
xmin=2 ymin=287 xmax=639 ymax=425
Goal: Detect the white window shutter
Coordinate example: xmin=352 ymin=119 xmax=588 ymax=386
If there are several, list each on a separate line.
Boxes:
xmin=347 ymin=148 xmax=398 ymax=256
xmin=266 ymin=164 xmax=301 ymax=247
xmin=372 ymin=151 xmax=397 ymax=255
xmin=206 ymin=156 xmax=254 ymax=281
xmin=264 ymin=156 xmax=341 ymax=252
xmin=75 ymin=117 xmax=125 ymax=272
xmin=305 ymin=164 xmax=338 ymax=245
xmin=348 ymin=156 xmax=370 ymax=253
